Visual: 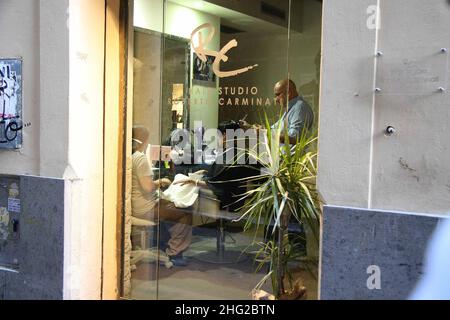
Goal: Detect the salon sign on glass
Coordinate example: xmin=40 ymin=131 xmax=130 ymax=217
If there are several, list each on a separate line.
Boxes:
xmin=0 ymin=58 xmax=23 ymax=149
xmin=191 ymin=23 xmax=258 ymax=79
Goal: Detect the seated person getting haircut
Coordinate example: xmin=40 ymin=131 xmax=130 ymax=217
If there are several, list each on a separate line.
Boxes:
xmin=132 ymin=125 xmax=193 ymax=266
xmin=174 ymin=121 xmax=259 ymax=212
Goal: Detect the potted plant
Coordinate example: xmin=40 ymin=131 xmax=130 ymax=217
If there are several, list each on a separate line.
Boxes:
xmin=233 ymin=118 xmax=320 ymax=300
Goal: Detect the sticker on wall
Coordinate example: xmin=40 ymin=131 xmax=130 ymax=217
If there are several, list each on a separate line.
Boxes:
xmin=7 ymin=182 xmax=20 ymax=213
xmin=7 ymin=198 xmax=20 ymax=214
xmin=0 ymin=58 xmax=23 ymax=149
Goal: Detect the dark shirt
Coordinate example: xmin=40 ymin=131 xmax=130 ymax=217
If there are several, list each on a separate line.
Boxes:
xmin=205 ymin=149 xmax=260 ymax=212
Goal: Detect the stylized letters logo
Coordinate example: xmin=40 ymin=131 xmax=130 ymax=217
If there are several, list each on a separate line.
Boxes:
xmin=191 ymin=23 xmax=258 ymax=78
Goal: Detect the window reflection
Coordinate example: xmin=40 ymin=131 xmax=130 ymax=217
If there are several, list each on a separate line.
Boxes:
xmin=127 ymin=0 xmax=322 ymax=300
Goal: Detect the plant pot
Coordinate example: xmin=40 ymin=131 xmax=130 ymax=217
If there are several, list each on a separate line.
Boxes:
xmin=251 ymin=289 xmax=275 ymax=300
xmin=279 ymin=285 xmax=307 ymax=300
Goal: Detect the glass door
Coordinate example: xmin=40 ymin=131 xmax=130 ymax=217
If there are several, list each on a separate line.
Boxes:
xmin=126 ymin=0 xmax=322 ymax=300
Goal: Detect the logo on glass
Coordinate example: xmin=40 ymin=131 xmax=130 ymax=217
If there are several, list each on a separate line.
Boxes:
xmin=191 ymin=23 xmax=258 ymax=78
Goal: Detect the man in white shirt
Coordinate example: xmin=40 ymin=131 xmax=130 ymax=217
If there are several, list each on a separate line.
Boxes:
xmin=271 ymin=79 xmax=314 ymax=145
xmin=240 ymin=79 xmax=314 ymax=145
xmin=132 ymin=125 xmax=193 ymax=266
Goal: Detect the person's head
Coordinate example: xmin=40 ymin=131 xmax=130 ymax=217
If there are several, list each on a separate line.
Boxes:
xmin=132 ymin=125 xmax=150 ymax=153
xmin=274 ymin=79 xmax=299 ymax=107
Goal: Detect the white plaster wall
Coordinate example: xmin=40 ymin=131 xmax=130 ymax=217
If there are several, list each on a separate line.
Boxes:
xmin=39 ymin=0 xmax=70 ymax=178
xmin=317 ymin=0 xmax=377 ymax=209
xmin=318 ymin=0 xmax=450 ymax=215
xmin=63 ymin=0 xmax=106 ymax=300
xmin=370 ymin=0 xmax=450 ymax=214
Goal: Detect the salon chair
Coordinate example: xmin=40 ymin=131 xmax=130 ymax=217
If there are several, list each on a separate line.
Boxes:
xmin=193 ymin=188 xmax=246 ymax=264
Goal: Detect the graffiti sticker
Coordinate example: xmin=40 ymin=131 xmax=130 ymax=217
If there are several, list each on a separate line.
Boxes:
xmin=0 ymin=58 xmax=23 ymax=149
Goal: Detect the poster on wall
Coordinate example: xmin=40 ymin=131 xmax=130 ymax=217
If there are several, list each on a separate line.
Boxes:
xmin=192 ymin=53 xmax=216 ymax=87
xmin=0 ymin=58 xmax=23 ymax=149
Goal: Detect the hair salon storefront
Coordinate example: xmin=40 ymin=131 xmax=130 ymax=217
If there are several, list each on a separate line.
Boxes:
xmin=0 ymin=0 xmax=323 ymax=300
xmin=1 ymin=0 xmax=449 ymax=301
xmin=124 ymin=0 xmax=322 ymax=300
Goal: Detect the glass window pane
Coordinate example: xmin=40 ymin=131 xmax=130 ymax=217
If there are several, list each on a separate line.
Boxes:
xmin=287 ymin=0 xmax=323 ymax=300
xmin=128 ymin=0 xmax=320 ymax=301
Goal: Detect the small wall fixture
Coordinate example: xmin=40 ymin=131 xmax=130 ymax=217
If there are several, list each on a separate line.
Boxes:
xmin=385 ymin=126 xmax=396 ymax=136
